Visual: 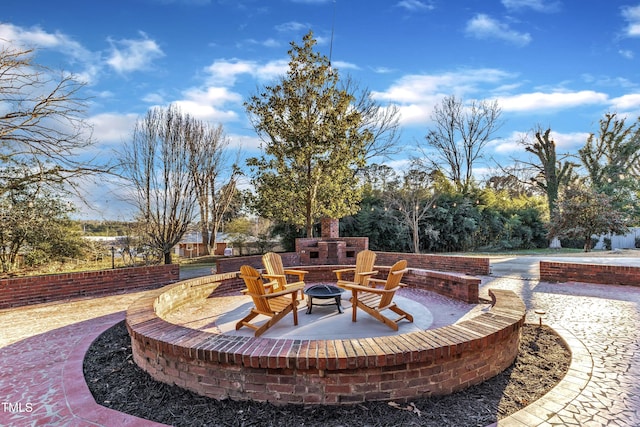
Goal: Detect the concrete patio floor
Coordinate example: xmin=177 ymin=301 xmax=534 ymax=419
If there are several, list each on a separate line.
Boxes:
xmin=162 ymin=287 xmax=488 ymax=340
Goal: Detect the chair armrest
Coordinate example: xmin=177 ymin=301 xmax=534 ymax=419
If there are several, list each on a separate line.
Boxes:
xmin=347 ymin=284 xmax=399 ymax=294
xmin=333 ymin=267 xmax=355 ymax=274
xmin=367 ymin=278 xmax=385 ymax=287
xmin=390 ymin=268 xmax=408 ymax=276
xmin=355 ymin=270 xmax=378 ymax=278
xmin=336 ymin=280 xmax=358 ymax=291
xmin=283 ymin=269 xmax=308 ymax=279
xmin=263 ymin=273 xmax=286 ymax=280
xmin=264 ymin=287 xmax=301 ymax=298
xmin=285 ymin=281 xmax=305 ymax=291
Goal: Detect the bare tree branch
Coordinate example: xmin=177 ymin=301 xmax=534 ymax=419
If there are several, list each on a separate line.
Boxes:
xmin=119 ymin=105 xmax=197 ymax=264
xmin=0 ymin=44 xmax=103 ymax=199
xmin=422 ymin=95 xmax=502 ymax=192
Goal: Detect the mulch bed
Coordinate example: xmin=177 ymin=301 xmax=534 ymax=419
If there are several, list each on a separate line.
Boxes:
xmin=84 ymin=322 xmax=569 ymax=426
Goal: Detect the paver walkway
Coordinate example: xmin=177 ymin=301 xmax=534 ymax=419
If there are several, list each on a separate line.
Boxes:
xmin=1 ymin=259 xmax=640 ymax=426
xmin=483 ymin=277 xmax=640 ymax=426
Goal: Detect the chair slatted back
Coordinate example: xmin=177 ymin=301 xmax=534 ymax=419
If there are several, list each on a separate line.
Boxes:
xmin=239 ymin=265 xmax=272 ymax=314
xmin=379 ymin=260 xmax=408 ymax=308
xmin=262 ymin=252 xmax=287 ymax=290
xmin=354 ymin=250 xmax=376 ymax=285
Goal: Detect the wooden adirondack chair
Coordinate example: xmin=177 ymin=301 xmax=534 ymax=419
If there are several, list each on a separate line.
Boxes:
xmin=235 ymin=265 xmax=302 ymax=337
xmin=334 ymin=249 xmax=377 ymax=289
xmin=345 ymin=260 xmax=413 ymax=331
xmin=262 ymin=252 xmax=308 ymax=295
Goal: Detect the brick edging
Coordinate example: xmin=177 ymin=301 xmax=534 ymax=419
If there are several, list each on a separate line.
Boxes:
xmin=126 ymin=267 xmax=525 ymax=405
xmin=0 ymin=264 xmax=179 ymax=309
xmin=215 ymin=252 xmax=491 ymax=276
xmin=540 ymin=261 xmax=640 ymax=286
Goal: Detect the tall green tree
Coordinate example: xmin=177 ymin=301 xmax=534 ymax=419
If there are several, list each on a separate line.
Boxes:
xmin=579 ymin=113 xmax=640 ymax=221
xmin=245 ymin=31 xmax=372 ymax=237
xmin=422 ymin=195 xmax=481 ymax=252
xmin=225 ymin=217 xmax=253 ymax=256
xmin=516 ymin=127 xmax=579 ymax=248
xmin=0 ymin=180 xmax=78 ymax=272
xmin=548 ymin=184 xmax=628 ymax=252
xmin=521 ymin=128 xmax=578 ymax=218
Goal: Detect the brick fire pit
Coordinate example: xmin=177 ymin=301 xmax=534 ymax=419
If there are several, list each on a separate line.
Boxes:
xmin=126 ymin=265 xmax=525 ymax=405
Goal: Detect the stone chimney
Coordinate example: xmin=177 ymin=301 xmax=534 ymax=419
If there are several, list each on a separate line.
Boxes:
xmin=296 ymin=217 xmax=367 ymax=265
xmin=321 ymin=217 xmax=339 ymax=239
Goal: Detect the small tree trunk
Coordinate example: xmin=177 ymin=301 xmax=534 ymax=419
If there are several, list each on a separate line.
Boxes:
xmin=164 ymin=251 xmax=172 ymax=264
xmin=549 ymin=236 xmax=562 ymax=249
xmin=200 ymin=224 xmax=211 ymax=255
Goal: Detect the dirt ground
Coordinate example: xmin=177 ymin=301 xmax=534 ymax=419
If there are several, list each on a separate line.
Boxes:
xmin=84 ymin=321 xmax=569 ymax=427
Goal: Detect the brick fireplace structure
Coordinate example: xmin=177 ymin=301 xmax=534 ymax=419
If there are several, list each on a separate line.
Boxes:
xmin=295 ymin=218 xmax=368 ymax=265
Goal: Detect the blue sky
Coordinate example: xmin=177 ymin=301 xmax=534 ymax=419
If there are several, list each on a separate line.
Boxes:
xmin=2 ymin=0 xmax=640 ymax=220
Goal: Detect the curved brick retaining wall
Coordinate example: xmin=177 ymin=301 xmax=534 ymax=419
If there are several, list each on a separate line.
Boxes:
xmin=126 ymin=265 xmax=524 ymax=405
xmin=215 ymin=251 xmax=491 ymax=277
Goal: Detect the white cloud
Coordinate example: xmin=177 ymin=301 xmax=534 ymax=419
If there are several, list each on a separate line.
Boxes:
xmin=227 ymin=133 xmax=262 ymax=151
xmin=88 ymin=112 xmax=138 ymax=146
xmin=261 ymin=38 xmax=280 ymax=48
xmin=106 ymin=32 xmax=164 ymax=73
xmin=372 ymin=68 xmax=517 ymax=126
xmin=385 ymin=158 xmax=412 ymax=171
xmin=373 ymin=68 xmax=516 ymax=104
xmin=493 ymin=130 xmax=587 ymax=155
xmin=69 ymin=175 xmax=137 ymax=221
xmin=551 ymin=131 xmax=590 ymax=151
xmin=622 ymin=5 xmax=640 ymax=37
xmin=0 ymin=22 xmax=86 ymax=55
xmin=182 ymin=86 xmax=243 ymax=105
xmin=372 ymin=66 xmax=395 ymax=74
xmin=205 ymin=59 xmax=257 ymax=85
xmin=253 ymin=59 xmax=289 ymax=81
xmin=610 ymin=93 xmax=640 ymax=111
xmin=142 ymin=92 xmax=166 ymax=104
xmin=174 ymin=99 xmax=240 ymax=122
xmin=314 ymin=35 xmax=331 ymax=46
xmin=496 ymin=90 xmax=609 ymax=112
xmin=492 ymin=131 xmax=528 ymax=154
xmin=396 ymin=104 xmax=432 ymax=126
xmin=396 ymin=1 xmax=435 ymax=12
xmin=275 ymin=21 xmax=309 ymax=32
xmin=175 ymin=86 xmax=242 ymax=121
xmin=373 ymin=69 xmax=617 ymax=128
xmin=331 ymin=60 xmax=359 ymax=71
xmin=0 ymin=23 xmax=100 ymax=83
xmin=239 ymin=38 xmax=281 ymax=49
xmin=205 ymin=58 xmax=288 ymax=85
xmin=501 ymin=0 xmax=560 ymax=13
xmin=465 ymin=14 xmax=532 ymax=46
